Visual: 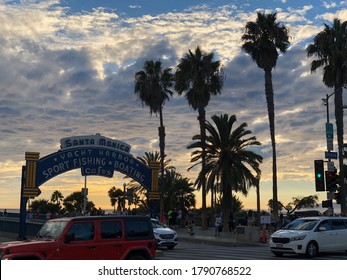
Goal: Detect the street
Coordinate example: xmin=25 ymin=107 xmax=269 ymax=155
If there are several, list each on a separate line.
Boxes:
xmin=156 ymin=240 xmax=347 ymax=260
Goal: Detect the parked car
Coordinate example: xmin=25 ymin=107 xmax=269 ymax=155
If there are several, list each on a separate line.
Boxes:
xmin=0 ymin=215 xmax=156 ymax=260
xmin=269 ymin=216 xmax=347 ymax=258
xmin=151 ymin=218 xmax=178 ymax=249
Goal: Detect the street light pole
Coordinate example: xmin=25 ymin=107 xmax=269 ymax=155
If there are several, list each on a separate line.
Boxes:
xmin=322 ymin=86 xmax=347 ymax=215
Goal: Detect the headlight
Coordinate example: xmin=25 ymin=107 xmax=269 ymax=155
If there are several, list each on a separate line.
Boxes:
xmin=290 ymin=235 xmax=306 ymax=241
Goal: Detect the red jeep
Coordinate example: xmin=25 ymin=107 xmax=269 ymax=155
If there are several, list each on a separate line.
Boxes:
xmin=0 ymin=215 xmax=156 ymax=260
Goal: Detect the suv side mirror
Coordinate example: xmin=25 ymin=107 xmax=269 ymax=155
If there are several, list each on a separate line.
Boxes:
xmin=64 ymin=232 xmax=75 ymax=243
xmin=318 ymin=226 xmax=327 ymax=231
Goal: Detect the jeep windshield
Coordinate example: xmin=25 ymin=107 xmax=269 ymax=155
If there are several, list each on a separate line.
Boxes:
xmin=36 ymin=220 xmax=68 ymax=239
xmin=284 ymin=219 xmax=319 ymax=231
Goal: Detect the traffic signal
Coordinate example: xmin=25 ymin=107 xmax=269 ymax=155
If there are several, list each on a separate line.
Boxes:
xmin=325 ymin=168 xmax=337 ymax=192
xmin=314 ymin=160 xmax=325 ymax=191
xmin=322 ymin=199 xmax=332 ymax=208
xmin=333 ymin=192 xmax=341 ymax=204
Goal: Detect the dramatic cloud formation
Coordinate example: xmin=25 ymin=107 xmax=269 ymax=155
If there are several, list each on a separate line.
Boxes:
xmin=0 ymin=0 xmax=346 ymax=211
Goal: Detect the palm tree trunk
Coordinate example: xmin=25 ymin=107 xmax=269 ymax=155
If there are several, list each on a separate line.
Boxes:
xmin=198 ymin=107 xmax=207 ymax=229
xmin=158 ymin=107 xmax=166 ymax=217
xmin=264 ymin=69 xmax=278 ymax=220
xmin=334 ymin=86 xmax=346 ymax=215
xmin=221 ymin=172 xmax=232 ymax=232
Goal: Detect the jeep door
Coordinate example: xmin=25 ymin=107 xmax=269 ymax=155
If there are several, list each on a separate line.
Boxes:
xmin=97 ymin=219 xmax=125 ymax=259
xmin=59 ymin=221 xmax=97 ymax=260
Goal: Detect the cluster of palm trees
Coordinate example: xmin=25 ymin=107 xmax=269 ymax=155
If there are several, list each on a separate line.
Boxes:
xmin=134 ymin=12 xmax=347 ymax=228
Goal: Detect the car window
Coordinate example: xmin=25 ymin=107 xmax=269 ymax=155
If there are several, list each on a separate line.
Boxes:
xmin=284 ymin=219 xmax=318 ymax=230
xmin=331 ymin=220 xmax=347 ymax=230
xmin=126 ymin=220 xmax=151 ymax=237
xmin=318 ymin=220 xmax=331 ymax=231
xmin=101 ymin=221 xmax=122 ymax=239
xmin=67 ymin=222 xmax=94 ymax=241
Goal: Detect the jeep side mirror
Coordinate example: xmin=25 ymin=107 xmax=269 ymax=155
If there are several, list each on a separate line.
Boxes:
xmin=64 ymin=232 xmax=75 ymax=243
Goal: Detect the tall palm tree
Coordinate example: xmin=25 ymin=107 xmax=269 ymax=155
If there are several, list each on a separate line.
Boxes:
xmin=241 ymin=12 xmax=290 ymax=219
xmin=188 ymin=114 xmax=263 ymax=230
xmin=306 ymin=18 xmax=347 ymax=215
xmin=175 ymin=46 xmax=225 ymax=229
xmin=135 ymin=60 xmax=175 ymax=216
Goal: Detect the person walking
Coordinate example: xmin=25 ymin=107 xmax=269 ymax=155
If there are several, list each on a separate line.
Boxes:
xmin=214 ymin=213 xmax=223 ymax=237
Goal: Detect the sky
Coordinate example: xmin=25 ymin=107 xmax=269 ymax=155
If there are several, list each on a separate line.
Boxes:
xmin=0 ymin=0 xmax=346 ymax=213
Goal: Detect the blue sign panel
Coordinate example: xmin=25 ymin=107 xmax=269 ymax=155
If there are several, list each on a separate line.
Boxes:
xmin=325 ymin=151 xmax=338 ymax=159
xmin=35 ymin=147 xmax=152 ymax=190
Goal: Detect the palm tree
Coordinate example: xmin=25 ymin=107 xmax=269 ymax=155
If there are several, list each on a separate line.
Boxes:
xmin=188 ymin=114 xmax=263 ymax=230
xmin=163 ymin=170 xmax=196 ymax=212
xmin=306 ymin=18 xmax=347 ymax=215
xmin=128 ymin=151 xmax=175 ymax=212
xmin=108 ymin=186 xmax=121 ymax=213
xmin=175 ymin=46 xmax=225 ymax=229
xmin=135 ymin=60 xmax=175 ymax=216
xmin=241 ymin=12 xmax=290 ymax=220
xmin=50 ymin=190 xmax=64 ymax=205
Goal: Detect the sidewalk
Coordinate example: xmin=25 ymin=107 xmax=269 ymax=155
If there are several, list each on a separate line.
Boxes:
xmin=176 ymin=226 xmax=268 ymax=247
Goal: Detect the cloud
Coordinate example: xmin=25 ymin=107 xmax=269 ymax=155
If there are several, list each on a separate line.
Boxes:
xmin=0 ymin=0 xmax=345 ymax=209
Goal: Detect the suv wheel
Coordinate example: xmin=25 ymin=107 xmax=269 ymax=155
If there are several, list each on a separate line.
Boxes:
xmin=272 ymin=252 xmax=283 ymax=257
xmin=305 ymin=241 xmax=318 ymax=258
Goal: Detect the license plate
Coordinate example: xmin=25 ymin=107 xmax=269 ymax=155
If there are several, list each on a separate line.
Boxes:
xmin=276 ymin=243 xmax=283 ymax=248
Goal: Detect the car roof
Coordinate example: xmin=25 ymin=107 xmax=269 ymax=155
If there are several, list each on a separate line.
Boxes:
xmin=48 ymin=215 xmax=151 ymax=222
xmin=298 ymin=216 xmax=347 ymax=220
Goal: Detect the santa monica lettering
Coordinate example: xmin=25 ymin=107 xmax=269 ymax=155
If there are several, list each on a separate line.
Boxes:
xmin=60 ymin=134 xmax=131 ymax=153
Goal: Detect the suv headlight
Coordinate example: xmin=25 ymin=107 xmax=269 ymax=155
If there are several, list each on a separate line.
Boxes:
xmin=290 ymin=235 xmax=306 ymax=241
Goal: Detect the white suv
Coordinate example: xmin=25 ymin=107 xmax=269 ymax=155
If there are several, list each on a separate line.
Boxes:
xmin=270 ymin=216 xmax=347 ymax=258
xmin=151 ymin=218 xmax=178 ymax=249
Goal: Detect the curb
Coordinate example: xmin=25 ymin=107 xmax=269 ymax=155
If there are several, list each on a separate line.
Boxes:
xmin=178 ymin=235 xmax=268 ymax=247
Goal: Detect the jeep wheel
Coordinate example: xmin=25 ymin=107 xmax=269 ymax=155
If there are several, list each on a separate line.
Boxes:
xmin=305 ymin=241 xmax=318 ymax=258
xmin=128 ymin=255 xmax=146 ymax=260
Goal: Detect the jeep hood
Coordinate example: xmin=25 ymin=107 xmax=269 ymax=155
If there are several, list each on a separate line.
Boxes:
xmin=0 ymin=239 xmax=54 ymax=250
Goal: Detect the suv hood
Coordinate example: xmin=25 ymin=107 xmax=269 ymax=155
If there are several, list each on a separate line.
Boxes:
xmin=271 ymin=229 xmax=308 ymax=238
xmin=153 ymin=227 xmax=176 ymax=235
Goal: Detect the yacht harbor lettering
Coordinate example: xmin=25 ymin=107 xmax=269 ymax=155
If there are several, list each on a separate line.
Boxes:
xmin=36 ymin=147 xmax=151 ymax=188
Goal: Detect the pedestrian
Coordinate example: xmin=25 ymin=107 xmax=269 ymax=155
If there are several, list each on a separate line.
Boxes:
xmin=187 ymin=220 xmax=195 ymax=235
xmin=215 ymin=213 xmax=223 ymax=237
xmin=228 ymin=212 xmax=235 ymax=233
xmin=4 ymin=209 xmax=7 ymax=216
xmin=177 ymin=209 xmax=182 ymax=227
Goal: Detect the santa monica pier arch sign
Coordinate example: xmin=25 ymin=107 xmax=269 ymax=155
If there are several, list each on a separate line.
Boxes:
xmin=18 ymin=134 xmax=160 ymax=239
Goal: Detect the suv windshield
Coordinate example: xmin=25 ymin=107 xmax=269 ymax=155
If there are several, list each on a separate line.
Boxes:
xmin=151 ymin=219 xmax=166 ymax=229
xmin=37 ymin=220 xmax=68 ymax=238
xmin=284 ymin=219 xmax=319 ymax=230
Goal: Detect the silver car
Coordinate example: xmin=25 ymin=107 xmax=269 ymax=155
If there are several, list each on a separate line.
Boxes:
xmin=151 ymin=218 xmax=178 ymax=249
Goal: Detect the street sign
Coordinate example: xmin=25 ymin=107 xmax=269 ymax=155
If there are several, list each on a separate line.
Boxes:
xmin=327 ymin=138 xmax=333 ymax=151
xmin=327 ymin=161 xmax=335 ymax=171
xmin=326 ymin=123 xmax=333 ymax=139
xmin=325 ymin=151 xmax=338 ymax=159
